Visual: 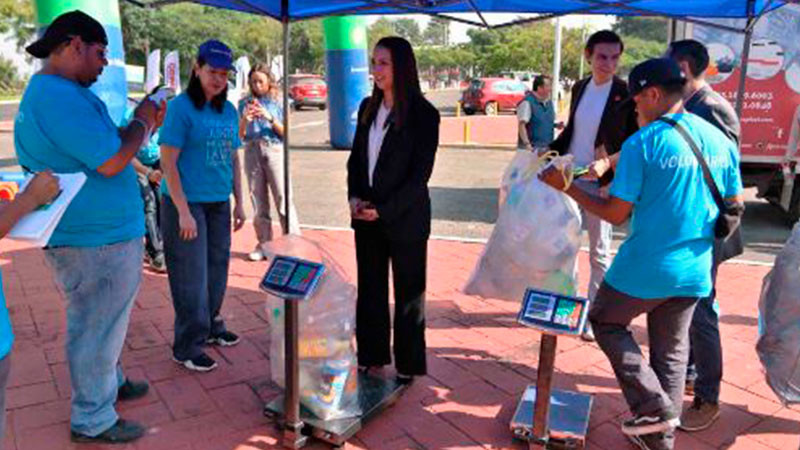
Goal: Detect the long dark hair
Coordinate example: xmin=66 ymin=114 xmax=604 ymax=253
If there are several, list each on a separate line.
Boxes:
xmin=361 ymin=36 xmax=422 ymax=130
xmin=186 ymin=56 xmax=228 ymax=113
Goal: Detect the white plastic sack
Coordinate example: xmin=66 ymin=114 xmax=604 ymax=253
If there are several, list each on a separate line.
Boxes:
xmin=265 ymin=236 xmax=361 ymax=420
xmin=465 ymin=153 xmax=582 ymax=301
xmin=757 ymin=222 xmax=800 ymax=405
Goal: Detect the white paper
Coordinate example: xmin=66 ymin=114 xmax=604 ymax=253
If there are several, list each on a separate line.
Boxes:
xmin=9 ymin=172 xmax=87 ymax=247
xmin=144 ymin=49 xmax=161 ymax=94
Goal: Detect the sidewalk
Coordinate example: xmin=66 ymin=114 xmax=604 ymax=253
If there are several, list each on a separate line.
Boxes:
xmin=1 ymin=227 xmax=797 ymax=450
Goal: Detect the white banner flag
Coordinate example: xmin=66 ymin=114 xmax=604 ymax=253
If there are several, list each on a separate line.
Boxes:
xmin=144 ymin=49 xmax=161 ymax=93
xmin=164 ymin=50 xmax=181 ymax=94
xmin=229 ymin=56 xmax=250 ymax=104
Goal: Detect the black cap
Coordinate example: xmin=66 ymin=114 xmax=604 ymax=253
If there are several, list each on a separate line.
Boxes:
xmin=628 ymin=58 xmax=687 ymax=97
xmin=26 ymin=10 xmax=107 ymax=59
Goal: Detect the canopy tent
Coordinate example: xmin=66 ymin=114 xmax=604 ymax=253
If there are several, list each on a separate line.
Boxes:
xmin=121 ymin=1 xmax=798 ymax=446
xmin=131 ymin=0 xmax=796 ymax=31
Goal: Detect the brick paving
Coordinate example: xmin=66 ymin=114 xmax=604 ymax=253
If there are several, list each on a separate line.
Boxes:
xmin=1 ymin=227 xmax=798 ymax=450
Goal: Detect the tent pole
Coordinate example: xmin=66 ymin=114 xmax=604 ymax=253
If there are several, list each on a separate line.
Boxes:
xmin=734 ymin=12 xmax=755 ymax=120
xmin=281 ymin=7 xmax=306 ymax=450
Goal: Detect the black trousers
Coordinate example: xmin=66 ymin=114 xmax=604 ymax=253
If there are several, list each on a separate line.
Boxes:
xmin=354 ymin=224 xmax=428 ymax=375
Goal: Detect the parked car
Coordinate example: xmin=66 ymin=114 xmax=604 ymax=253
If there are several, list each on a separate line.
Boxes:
xmin=460 ymin=78 xmax=528 ymax=116
xmin=500 ymin=70 xmax=539 ymax=91
xmin=288 ymin=74 xmax=328 ymax=110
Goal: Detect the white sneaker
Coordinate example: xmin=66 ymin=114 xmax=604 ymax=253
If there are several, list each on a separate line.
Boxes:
xmin=247 ymin=249 xmax=265 ymax=261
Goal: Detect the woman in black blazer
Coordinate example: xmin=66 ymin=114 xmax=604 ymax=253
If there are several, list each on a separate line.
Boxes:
xmin=347 ymin=36 xmax=440 ymax=384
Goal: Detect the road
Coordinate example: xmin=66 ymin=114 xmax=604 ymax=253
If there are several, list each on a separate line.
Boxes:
xmin=0 ymin=90 xmax=791 ymax=264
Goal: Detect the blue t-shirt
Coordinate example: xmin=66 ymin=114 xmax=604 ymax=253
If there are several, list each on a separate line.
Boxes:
xmin=14 ymin=74 xmax=144 ymax=247
xmin=238 ymin=95 xmax=284 ymax=144
xmin=158 ymin=93 xmax=241 ymax=202
xmin=605 ymin=113 xmax=743 ymax=299
xmin=0 ymin=272 xmax=12 ymax=360
xmin=124 ymin=108 xmax=161 ymax=166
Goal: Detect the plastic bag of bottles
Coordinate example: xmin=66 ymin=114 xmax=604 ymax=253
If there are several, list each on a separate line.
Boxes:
xmin=265 ymin=236 xmax=361 ymax=420
xmin=757 ymin=222 xmax=800 ymax=405
xmin=465 ymin=153 xmax=582 ymax=301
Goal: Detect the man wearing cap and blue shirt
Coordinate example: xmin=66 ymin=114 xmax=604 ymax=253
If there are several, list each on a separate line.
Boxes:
xmin=540 ymin=58 xmax=744 ymax=450
xmin=13 ymin=10 xmax=164 ymax=444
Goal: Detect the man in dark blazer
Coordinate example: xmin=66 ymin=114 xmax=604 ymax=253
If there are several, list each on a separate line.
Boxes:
xmin=549 ymin=30 xmax=638 ymax=341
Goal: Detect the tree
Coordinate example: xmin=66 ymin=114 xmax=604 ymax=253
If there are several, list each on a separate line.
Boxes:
xmin=618 ymin=36 xmax=665 ymax=75
xmin=613 ymin=17 xmax=669 ymax=43
xmin=367 ymin=17 xmax=395 ymax=51
xmin=393 ymin=18 xmax=422 ymax=46
xmin=423 ymin=17 xmax=449 ymax=46
xmin=288 ymin=20 xmax=324 ymax=73
xmin=0 ymin=56 xmax=21 ymax=91
xmin=0 ymin=0 xmax=35 ymax=49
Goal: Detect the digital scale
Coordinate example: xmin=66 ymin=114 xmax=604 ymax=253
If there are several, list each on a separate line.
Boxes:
xmin=259 ymin=255 xmax=325 ymax=300
xmin=510 ymin=288 xmax=593 ymax=449
xmin=260 ymin=255 xmax=408 ymax=448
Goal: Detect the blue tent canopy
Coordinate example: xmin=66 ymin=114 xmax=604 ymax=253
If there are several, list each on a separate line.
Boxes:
xmin=142 ymin=0 xmax=795 ymax=24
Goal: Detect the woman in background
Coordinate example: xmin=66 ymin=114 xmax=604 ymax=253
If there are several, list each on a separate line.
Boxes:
xmin=239 ymin=63 xmax=300 ymax=262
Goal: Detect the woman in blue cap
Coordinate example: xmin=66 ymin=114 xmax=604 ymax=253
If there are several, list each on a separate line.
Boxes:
xmin=159 ymin=40 xmax=246 ymax=372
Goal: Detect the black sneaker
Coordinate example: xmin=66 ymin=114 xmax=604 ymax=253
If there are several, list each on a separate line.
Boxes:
xmin=148 ymin=253 xmax=167 ymax=273
xmin=70 ymin=419 xmax=146 ymax=443
xmin=172 ymin=353 xmax=218 ymax=372
xmin=621 ymin=411 xmax=680 ymax=436
xmin=117 ymin=379 xmax=150 ymax=401
xmin=396 ymin=373 xmax=415 ymax=385
xmin=207 ymin=331 xmax=240 ymax=347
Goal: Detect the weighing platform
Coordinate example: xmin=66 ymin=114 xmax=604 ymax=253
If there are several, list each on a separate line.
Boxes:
xmin=510 ymin=289 xmax=594 ymax=449
xmin=260 ymin=255 xmax=408 ymax=448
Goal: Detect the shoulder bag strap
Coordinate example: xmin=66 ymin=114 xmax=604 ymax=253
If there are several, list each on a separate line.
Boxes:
xmin=658 ymin=116 xmax=727 ymax=212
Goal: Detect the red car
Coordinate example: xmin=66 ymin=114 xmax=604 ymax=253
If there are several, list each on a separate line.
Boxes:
xmin=288 ymin=74 xmax=328 ymax=110
xmin=460 ymin=77 xmax=528 ymax=115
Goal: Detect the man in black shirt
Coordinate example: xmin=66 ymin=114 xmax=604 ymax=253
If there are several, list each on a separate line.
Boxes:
xmin=666 ymin=39 xmax=743 ymax=432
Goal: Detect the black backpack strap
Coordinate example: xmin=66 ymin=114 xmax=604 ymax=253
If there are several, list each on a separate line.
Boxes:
xmin=658 ymin=116 xmax=727 ymax=213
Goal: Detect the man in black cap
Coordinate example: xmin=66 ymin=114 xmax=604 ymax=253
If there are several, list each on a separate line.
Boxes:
xmin=666 ymin=38 xmax=742 ymax=432
xmin=540 ymin=58 xmax=743 ymax=450
xmin=14 ymin=10 xmax=164 ymax=444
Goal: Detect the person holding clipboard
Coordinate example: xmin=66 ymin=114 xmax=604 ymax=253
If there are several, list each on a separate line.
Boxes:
xmin=13 ymin=11 xmax=164 ymax=444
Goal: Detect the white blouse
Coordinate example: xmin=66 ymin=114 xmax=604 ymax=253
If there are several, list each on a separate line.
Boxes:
xmin=367 ymin=103 xmax=391 ymax=187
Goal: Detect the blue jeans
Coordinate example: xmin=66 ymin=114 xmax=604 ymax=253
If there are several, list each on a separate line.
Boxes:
xmin=44 ymin=239 xmax=142 ymax=436
xmin=161 ymin=196 xmax=231 ymax=360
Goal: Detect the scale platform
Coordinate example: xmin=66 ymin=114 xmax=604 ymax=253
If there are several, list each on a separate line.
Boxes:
xmin=510 ymin=385 xmax=593 ymax=449
xmin=264 ymin=370 xmax=408 ymax=447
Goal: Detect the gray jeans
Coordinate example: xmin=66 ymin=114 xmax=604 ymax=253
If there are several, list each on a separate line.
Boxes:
xmin=589 ymin=282 xmax=699 ymax=450
xmin=573 ymin=179 xmax=612 ymax=302
xmin=0 ymin=355 xmax=9 ymax=450
xmin=244 ymin=141 xmax=300 ymax=249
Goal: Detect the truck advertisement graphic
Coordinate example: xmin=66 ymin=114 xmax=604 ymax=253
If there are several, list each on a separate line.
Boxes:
xmin=688 ymin=4 xmax=800 ymax=221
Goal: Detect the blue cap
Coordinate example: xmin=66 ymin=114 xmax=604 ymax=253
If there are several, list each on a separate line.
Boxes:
xmin=197 ymin=39 xmax=234 ymax=71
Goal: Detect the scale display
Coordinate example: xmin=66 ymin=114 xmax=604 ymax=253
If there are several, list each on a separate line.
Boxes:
xmin=517 ymin=288 xmax=588 ymax=335
xmin=260 ymin=255 xmax=325 ymax=300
